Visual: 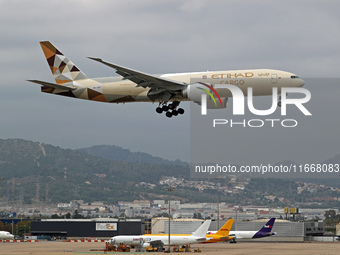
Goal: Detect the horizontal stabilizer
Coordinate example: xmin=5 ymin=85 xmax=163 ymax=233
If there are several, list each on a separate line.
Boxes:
xmin=219 ymin=236 xmax=232 ymax=240
xmin=195 ymin=238 xmax=208 ymax=242
xmin=27 ymin=80 xmax=77 ymax=90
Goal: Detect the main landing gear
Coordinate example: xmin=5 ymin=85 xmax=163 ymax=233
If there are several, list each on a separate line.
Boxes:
xmin=278 ymin=93 xmax=288 ymax=107
xmin=230 ymin=238 xmax=237 ymax=243
xmin=278 ymin=95 xmax=282 ymax=107
xmin=156 ymin=101 xmax=184 ymax=118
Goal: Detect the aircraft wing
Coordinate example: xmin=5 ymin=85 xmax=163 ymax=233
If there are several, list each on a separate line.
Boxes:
xmin=195 ymin=237 xmax=209 ymax=242
xmin=88 ymin=57 xmax=187 ymax=91
xmin=218 ymin=236 xmax=231 ymax=240
xmin=27 ymin=80 xmax=77 ymax=91
xmin=148 ymin=239 xmax=164 ymax=245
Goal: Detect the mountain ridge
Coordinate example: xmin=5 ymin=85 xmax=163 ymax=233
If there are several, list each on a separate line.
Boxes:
xmin=77 ymin=145 xmax=186 ymax=166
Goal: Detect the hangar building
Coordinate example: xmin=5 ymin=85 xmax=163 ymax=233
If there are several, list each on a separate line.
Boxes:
xmin=31 ymin=218 xmax=144 ymax=239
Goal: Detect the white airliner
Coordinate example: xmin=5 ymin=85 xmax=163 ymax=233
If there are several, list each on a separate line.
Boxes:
xmin=0 ymin=231 xmax=14 ymax=240
xmin=29 ymin=41 xmax=305 ymax=118
xmin=207 ymin=218 xmax=276 ymax=243
xmin=110 ymin=220 xmax=211 ymax=247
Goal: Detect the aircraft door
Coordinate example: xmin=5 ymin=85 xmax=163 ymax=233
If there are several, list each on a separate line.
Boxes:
xmin=271 ymin=74 xmax=277 ymax=84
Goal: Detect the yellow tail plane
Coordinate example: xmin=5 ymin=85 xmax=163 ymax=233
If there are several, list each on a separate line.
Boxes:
xmin=204 ymin=219 xmax=234 ymax=243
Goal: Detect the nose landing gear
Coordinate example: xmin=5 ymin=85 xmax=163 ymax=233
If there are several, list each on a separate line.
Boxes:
xmin=156 ymin=101 xmax=184 ymax=118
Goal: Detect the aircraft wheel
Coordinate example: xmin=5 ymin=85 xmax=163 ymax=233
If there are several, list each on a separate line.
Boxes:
xmin=162 ymin=105 xmax=169 ymax=112
xmin=156 ymin=107 xmax=163 ymax=114
xmin=168 ymin=103 xmax=175 ymax=110
xmin=166 ymin=112 xmax=172 ymax=118
xmin=172 ymin=110 xmax=178 ymax=116
xmin=178 ymin=108 xmax=184 ymax=114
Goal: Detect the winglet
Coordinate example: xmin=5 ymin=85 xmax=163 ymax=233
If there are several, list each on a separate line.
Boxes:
xmin=27 ymin=80 xmax=77 ymax=90
xmin=87 ymin=57 xmax=102 ymax=62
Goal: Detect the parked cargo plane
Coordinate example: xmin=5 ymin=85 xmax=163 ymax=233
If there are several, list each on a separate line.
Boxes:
xmin=144 ymin=219 xmax=234 ymax=243
xmin=28 ymin=41 xmax=305 ymax=118
xmin=207 ymin=218 xmax=276 ymax=243
xmin=0 ymin=231 xmax=14 ymax=240
xmin=110 ymin=220 xmax=211 ymax=247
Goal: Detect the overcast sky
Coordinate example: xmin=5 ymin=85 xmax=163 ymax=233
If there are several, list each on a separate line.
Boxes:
xmin=0 ymin=0 xmax=339 ymax=163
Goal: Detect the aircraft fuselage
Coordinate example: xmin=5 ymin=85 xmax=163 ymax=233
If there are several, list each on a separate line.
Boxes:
xmin=41 ymin=69 xmax=304 ymax=104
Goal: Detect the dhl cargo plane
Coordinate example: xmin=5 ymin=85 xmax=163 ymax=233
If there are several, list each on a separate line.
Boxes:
xmin=28 ymin=41 xmax=305 ymax=118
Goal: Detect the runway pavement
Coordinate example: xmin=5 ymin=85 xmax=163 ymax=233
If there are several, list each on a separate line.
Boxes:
xmin=0 ymin=241 xmax=340 ymax=255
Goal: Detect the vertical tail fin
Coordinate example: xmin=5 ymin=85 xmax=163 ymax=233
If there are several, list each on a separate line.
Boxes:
xmin=214 ymin=219 xmax=234 ymax=236
xmin=257 ymin=218 xmax=276 ymax=233
xmin=39 ymin=41 xmax=88 ymax=85
xmin=192 ymin=220 xmax=211 ymax=237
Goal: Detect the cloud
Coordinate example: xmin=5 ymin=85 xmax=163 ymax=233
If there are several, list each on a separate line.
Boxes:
xmin=179 ymin=0 xmax=207 ymax=13
xmin=0 ymin=0 xmax=339 ymax=162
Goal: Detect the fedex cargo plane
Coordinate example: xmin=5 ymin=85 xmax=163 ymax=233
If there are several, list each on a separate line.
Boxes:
xmin=208 ymin=218 xmax=276 ymax=243
xmin=29 ymin=42 xmax=305 ymax=118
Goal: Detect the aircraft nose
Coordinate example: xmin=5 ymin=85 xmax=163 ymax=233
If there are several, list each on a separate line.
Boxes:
xmin=298 ymin=78 xmax=305 ymax=87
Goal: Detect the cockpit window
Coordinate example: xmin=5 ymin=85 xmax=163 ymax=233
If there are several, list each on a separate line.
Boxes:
xmin=291 ymin=75 xmax=299 ymax=79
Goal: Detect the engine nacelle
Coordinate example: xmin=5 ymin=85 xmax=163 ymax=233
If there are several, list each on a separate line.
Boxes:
xmin=205 ymin=97 xmax=228 ymax=109
xmin=182 ymin=83 xmax=228 ymax=109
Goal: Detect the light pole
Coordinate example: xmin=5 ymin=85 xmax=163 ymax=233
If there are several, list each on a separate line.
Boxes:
xmin=163 ymin=187 xmax=175 ymax=252
xmin=0 ymin=177 xmax=4 ymax=204
xmin=215 ymin=178 xmax=221 ymax=229
xmin=217 ymin=181 xmax=220 ymax=229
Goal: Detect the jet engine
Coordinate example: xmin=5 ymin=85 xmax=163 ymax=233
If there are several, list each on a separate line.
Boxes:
xmin=182 ymin=83 xmax=228 ymax=109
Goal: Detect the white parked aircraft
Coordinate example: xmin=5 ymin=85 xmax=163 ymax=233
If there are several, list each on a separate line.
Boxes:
xmin=0 ymin=231 xmax=14 ymax=240
xmin=110 ymin=220 xmax=211 ymax=247
xmin=29 ymin=41 xmax=305 ymax=118
xmin=207 ymin=218 xmax=276 ymax=243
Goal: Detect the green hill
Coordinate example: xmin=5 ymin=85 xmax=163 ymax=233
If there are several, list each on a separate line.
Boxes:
xmin=0 ymin=139 xmax=190 ymax=204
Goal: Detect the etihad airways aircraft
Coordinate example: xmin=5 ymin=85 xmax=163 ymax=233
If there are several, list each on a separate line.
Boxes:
xmin=207 ymin=218 xmax=276 ymax=243
xmin=0 ymin=231 xmax=14 ymax=240
xmin=28 ymin=41 xmax=305 ymax=118
xmin=110 ymin=220 xmax=211 ymax=247
xmin=144 ymin=219 xmax=234 ymax=243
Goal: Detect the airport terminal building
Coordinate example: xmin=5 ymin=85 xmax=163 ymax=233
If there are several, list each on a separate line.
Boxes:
xmin=31 ymin=218 xmax=144 ymax=239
